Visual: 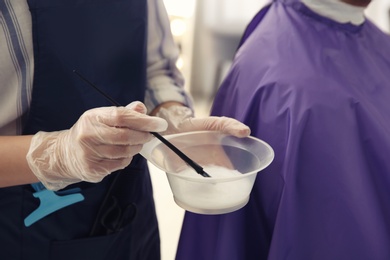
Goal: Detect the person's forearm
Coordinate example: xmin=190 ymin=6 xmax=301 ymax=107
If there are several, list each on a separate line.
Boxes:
xmin=0 ymin=135 xmax=39 ymax=188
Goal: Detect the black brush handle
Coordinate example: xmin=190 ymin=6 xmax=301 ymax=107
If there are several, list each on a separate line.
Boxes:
xmin=150 ymin=132 xmax=210 ymax=177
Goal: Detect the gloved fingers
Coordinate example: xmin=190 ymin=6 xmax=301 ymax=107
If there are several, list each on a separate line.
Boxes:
xmin=83 ymin=125 xmax=154 ymax=146
xmin=26 ymin=102 xmax=167 ymax=191
xmin=126 ymin=101 xmax=147 ymax=114
xmin=179 ymin=116 xmax=251 ymax=137
xmin=155 ymin=105 xmax=251 ymax=137
xmin=93 ymin=106 xmax=168 ymax=132
xmin=88 ymin=143 xmax=143 ymax=160
xmin=155 ymin=105 xmax=193 ymax=135
xmin=104 ymin=128 xmax=153 ymax=145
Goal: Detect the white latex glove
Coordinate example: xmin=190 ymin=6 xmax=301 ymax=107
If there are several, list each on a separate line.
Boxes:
xmin=155 ymin=105 xmax=251 ymax=137
xmin=26 ymin=101 xmax=167 ymax=191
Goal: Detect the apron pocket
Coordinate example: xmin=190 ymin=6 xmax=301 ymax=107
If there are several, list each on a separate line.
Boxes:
xmin=50 ymin=222 xmax=132 ymax=260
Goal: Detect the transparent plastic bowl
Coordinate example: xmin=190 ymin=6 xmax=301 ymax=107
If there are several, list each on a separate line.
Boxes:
xmin=140 ymin=131 xmax=274 ymax=214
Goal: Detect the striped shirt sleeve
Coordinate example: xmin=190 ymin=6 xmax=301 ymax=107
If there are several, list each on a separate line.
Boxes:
xmin=0 ymin=0 xmax=33 ymax=135
xmin=145 ymin=0 xmax=193 ymax=113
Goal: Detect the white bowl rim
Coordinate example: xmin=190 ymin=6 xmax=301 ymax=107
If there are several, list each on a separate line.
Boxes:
xmin=156 ymin=131 xmax=275 ymax=183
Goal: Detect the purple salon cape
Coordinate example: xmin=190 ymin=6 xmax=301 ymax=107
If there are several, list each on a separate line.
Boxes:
xmin=176 ymin=0 xmax=390 ymax=259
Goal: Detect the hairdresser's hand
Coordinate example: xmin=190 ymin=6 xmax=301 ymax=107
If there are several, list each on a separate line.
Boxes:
xmin=26 ymin=101 xmax=167 ymax=191
xmin=155 ymin=105 xmax=250 ymax=137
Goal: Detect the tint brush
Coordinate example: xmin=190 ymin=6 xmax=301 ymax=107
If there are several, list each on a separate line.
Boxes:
xmin=73 ymin=70 xmax=211 ymax=178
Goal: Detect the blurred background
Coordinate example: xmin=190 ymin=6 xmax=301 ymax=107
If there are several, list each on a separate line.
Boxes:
xmin=151 ymin=1 xmax=390 ymax=259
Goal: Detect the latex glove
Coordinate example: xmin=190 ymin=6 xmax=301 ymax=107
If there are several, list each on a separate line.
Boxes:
xmin=155 ymin=105 xmax=250 ymax=137
xmin=26 ymin=101 xmax=167 ymax=191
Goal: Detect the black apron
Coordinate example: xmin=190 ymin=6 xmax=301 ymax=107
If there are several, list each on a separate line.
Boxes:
xmin=0 ymin=0 xmax=160 ymax=259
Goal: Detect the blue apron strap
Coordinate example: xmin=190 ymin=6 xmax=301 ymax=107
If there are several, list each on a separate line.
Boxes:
xmin=24 ymin=183 xmax=84 ymax=227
